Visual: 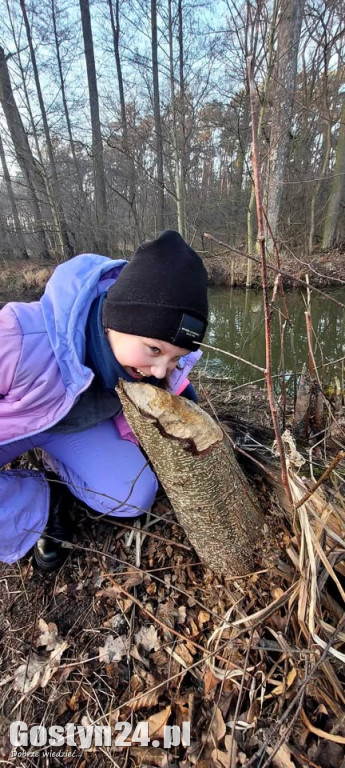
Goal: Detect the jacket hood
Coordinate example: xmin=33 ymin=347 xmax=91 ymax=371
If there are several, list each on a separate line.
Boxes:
xmin=40 ymin=253 xmax=127 ymax=395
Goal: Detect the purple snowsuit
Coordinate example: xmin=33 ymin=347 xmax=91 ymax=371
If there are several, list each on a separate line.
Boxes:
xmin=0 ymin=254 xmax=201 ymax=563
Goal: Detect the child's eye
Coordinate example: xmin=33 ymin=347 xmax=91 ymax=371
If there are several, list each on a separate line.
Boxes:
xmin=149 ymin=346 xmax=161 ymax=354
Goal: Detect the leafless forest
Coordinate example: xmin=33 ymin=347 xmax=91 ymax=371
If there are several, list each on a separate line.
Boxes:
xmin=0 ymin=0 xmax=344 ymax=280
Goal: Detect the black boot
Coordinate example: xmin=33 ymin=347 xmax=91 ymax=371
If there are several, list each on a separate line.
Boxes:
xmin=33 ymin=473 xmax=74 ymax=572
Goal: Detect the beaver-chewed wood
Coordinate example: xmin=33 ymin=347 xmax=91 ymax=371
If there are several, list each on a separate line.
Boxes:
xmin=117 ymin=380 xmax=264 ymax=577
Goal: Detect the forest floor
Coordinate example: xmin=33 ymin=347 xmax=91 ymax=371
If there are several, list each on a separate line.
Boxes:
xmin=203 ymin=245 xmax=345 ymax=289
xmin=1 ymin=376 xmax=345 ymax=768
xmin=0 ymin=245 xmax=345 ymax=306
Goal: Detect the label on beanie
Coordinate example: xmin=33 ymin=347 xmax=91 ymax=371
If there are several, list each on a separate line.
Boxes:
xmin=171 ymin=313 xmax=206 ymax=347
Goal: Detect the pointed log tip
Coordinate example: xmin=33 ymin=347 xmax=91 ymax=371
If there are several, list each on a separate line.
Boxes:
xmin=117 ymin=378 xmax=223 ymax=452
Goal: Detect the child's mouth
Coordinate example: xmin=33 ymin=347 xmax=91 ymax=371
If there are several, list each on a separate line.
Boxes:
xmin=129 ymin=367 xmax=146 ymax=379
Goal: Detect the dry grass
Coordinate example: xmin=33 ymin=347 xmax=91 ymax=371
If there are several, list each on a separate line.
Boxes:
xmin=0 ymin=263 xmax=54 ymax=303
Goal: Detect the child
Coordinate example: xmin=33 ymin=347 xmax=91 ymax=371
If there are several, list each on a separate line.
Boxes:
xmin=0 ymin=230 xmax=208 ymax=570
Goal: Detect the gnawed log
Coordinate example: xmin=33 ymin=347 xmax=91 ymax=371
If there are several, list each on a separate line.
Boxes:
xmin=117 ymin=380 xmax=264 ymax=577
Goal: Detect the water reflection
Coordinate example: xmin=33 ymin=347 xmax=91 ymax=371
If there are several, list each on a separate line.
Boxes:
xmin=202 ymin=287 xmax=345 ymax=388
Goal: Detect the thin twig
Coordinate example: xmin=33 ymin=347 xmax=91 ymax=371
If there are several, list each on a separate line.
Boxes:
xmin=198 ymin=340 xmax=265 ymax=373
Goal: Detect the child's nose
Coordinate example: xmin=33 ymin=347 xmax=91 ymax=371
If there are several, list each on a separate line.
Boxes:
xmin=152 ymin=362 xmax=168 ymax=379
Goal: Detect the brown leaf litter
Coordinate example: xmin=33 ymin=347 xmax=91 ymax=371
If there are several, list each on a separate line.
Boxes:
xmin=0 ymin=393 xmax=345 ymax=766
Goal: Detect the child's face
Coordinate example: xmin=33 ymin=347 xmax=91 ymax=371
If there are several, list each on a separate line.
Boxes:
xmin=106 ymin=330 xmax=190 ymax=380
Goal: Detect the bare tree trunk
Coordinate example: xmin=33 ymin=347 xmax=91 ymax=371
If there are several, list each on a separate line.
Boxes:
xmin=0 ymin=47 xmax=51 ymax=261
xmin=168 ymin=0 xmax=186 ymax=237
xmin=107 ymin=0 xmax=140 ymax=240
xmin=51 ymin=0 xmax=84 ymax=199
xmin=308 ymin=32 xmax=333 ymax=254
xmin=176 ymin=0 xmax=187 ymax=238
xmin=0 ymin=133 xmax=29 ymax=259
xmin=308 ymin=122 xmax=331 ymax=253
xmin=246 ymin=0 xmax=279 ymax=287
xmin=20 ymin=0 xmax=73 ymax=260
xmin=79 ymin=0 xmax=109 ymax=254
xmin=322 ymin=96 xmax=345 ymax=249
xmin=7 ymin=15 xmax=59 ymax=243
xmin=151 ymin=0 xmax=165 ymax=231
xmin=265 ymin=0 xmax=304 ymax=250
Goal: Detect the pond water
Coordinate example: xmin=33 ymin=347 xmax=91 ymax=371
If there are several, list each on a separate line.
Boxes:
xmin=201 ymin=287 xmax=345 ymax=389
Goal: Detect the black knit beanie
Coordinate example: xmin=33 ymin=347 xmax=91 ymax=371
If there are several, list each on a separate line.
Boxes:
xmin=102 ymin=230 xmax=208 ymax=350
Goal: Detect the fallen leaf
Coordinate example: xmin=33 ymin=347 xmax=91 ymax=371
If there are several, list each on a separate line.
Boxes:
xmin=122 ymin=571 xmax=144 ymax=590
xmin=268 ymin=667 xmax=297 ymax=698
xmin=211 ymin=747 xmax=231 ymax=767
xmin=208 ymin=707 xmax=226 ymax=745
xmin=35 ymin=619 xmax=59 ymax=650
xmin=99 ymin=635 xmax=128 ymax=664
xmin=198 ymin=610 xmax=210 ymax=628
xmin=130 ymin=644 xmax=150 ymax=667
xmin=14 ymin=640 xmax=69 ymax=694
xmin=267 ymin=743 xmax=296 ymax=768
xmin=130 ymin=747 xmax=169 ymax=767
xmin=55 ymin=584 xmax=68 ymax=595
xmin=14 ymin=656 xmax=43 ymax=694
xmin=102 ymin=614 xmax=126 ymax=632
xmin=272 ymin=588 xmax=285 ymax=600
xmin=150 ymin=649 xmax=168 ymax=667
xmin=176 ymin=605 xmax=186 ymax=625
xmin=40 ymin=641 xmax=69 ymax=687
xmin=130 ymin=690 xmax=161 ymax=712
xmin=96 ymin=586 xmax=120 ymax=604
xmin=204 ymin=667 xmax=220 ymax=695
xmin=135 ymin=625 xmax=160 ymax=652
xmin=68 ymin=689 xmax=86 ymax=711
xmin=147 ymin=705 xmax=171 ymax=740
xmin=189 ymin=618 xmax=199 ymax=636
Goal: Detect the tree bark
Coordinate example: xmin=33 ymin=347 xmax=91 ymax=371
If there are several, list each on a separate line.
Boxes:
xmin=118 ymin=380 xmax=263 ymax=577
xmin=0 ymin=47 xmax=51 ymax=261
xmin=308 ymin=32 xmax=332 ymax=254
xmin=151 ymin=0 xmax=165 ymax=232
xmin=0 ymin=133 xmax=29 ymax=259
xmin=265 ymin=0 xmax=304 ymax=250
xmin=20 ymin=0 xmax=74 ymax=260
xmin=322 ymin=95 xmax=345 ymax=249
xmin=79 ymin=0 xmax=109 ymax=254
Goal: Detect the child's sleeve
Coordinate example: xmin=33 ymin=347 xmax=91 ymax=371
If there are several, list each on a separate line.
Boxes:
xmin=0 ymin=305 xmax=23 ymax=397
